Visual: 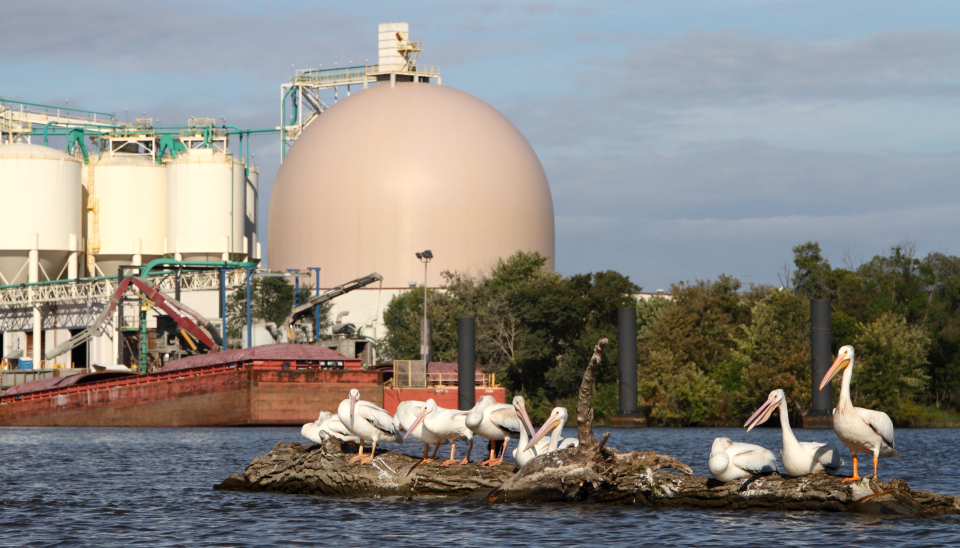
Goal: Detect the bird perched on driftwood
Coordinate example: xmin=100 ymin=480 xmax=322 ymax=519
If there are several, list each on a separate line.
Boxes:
xmin=337 ymin=388 xmax=403 ymax=464
xmin=708 ymin=437 xmax=778 ymax=482
xmin=819 ymin=345 xmax=899 ymax=482
xmin=745 ymin=389 xmax=842 ymax=476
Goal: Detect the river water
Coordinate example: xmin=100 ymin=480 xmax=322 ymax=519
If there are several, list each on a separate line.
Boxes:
xmin=1 ymin=426 xmax=958 ymax=547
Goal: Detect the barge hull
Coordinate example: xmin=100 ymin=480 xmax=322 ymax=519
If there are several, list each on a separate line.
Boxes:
xmin=0 ymin=366 xmax=382 ymax=427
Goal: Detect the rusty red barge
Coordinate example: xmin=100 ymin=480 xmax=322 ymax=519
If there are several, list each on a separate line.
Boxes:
xmin=0 ymin=345 xmax=504 ymax=426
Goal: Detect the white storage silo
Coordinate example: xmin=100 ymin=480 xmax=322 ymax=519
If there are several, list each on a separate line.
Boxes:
xmin=166 ymin=148 xmax=246 ymax=262
xmin=91 ymin=155 xmax=167 ymax=275
xmin=245 ymin=166 xmax=259 ymax=260
xmin=0 ymin=143 xmax=82 ymax=285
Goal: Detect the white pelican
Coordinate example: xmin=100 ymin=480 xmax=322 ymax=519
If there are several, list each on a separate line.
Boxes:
xmin=819 ymin=345 xmax=900 ymax=482
xmin=708 ymin=437 xmax=778 ymax=482
xmin=744 ymin=389 xmax=842 ymax=476
xmin=517 ymin=405 xmax=579 ymax=467
xmin=394 ymin=400 xmax=446 ymax=466
xmin=337 ymin=388 xmax=403 ymax=464
xmin=465 ymin=395 xmax=521 ymax=466
xmin=301 ymin=411 xmax=360 ymax=445
xmin=405 ymin=398 xmax=476 ymax=466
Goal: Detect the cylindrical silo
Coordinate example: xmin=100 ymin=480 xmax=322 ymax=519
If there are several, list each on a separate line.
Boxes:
xmin=92 ymin=155 xmax=167 ymax=274
xmin=245 ymin=166 xmax=259 ymax=260
xmin=0 ymin=143 xmax=82 ymax=285
xmin=167 ymin=148 xmax=246 ymax=262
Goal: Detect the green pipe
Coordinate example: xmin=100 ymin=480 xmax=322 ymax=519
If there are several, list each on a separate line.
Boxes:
xmin=0 ymin=260 xmax=256 ymax=290
xmin=0 ymin=98 xmax=115 ymax=119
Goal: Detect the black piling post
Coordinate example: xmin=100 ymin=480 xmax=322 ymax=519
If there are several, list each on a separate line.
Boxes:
xmin=611 ymin=307 xmax=645 ymax=427
xmin=804 ymin=299 xmax=833 ymax=428
xmin=457 ymin=317 xmax=476 ymax=411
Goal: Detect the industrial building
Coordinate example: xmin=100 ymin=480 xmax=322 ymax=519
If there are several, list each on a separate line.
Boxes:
xmin=270 ymin=22 xmax=556 ymax=333
xmin=0 ymin=22 xmax=554 ymax=379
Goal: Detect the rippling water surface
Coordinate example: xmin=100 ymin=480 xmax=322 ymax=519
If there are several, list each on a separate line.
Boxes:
xmin=2 ymin=426 xmax=958 ymax=547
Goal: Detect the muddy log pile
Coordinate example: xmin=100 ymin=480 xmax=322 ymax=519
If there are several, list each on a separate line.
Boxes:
xmin=217 ymin=339 xmax=960 ymax=516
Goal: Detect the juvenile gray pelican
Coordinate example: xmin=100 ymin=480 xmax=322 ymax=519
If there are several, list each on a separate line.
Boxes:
xmin=745 ymin=389 xmax=842 ymax=476
xmin=337 ymin=388 xmax=403 ymax=464
xmin=708 ymin=437 xmax=778 ymax=482
xmin=819 ymin=345 xmax=899 ymax=482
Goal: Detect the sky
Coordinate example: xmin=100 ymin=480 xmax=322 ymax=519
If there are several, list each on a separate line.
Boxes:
xmin=3 ymin=0 xmax=958 ymax=291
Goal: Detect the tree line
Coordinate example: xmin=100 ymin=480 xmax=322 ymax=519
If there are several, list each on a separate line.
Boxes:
xmin=381 ymin=245 xmax=960 ymax=427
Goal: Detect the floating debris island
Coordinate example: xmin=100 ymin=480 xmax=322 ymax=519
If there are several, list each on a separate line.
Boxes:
xmin=217 ymin=340 xmax=960 ymax=517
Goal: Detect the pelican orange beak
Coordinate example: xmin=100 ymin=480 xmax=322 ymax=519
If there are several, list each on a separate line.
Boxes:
xmin=819 ymin=353 xmax=850 ymax=390
xmin=744 ymin=396 xmax=777 ymax=432
xmin=404 ymin=407 xmax=429 ymax=440
xmin=518 ymin=401 xmax=536 ymax=438
xmin=524 ymin=414 xmax=562 ymax=452
xmin=350 ymin=393 xmax=358 ymax=417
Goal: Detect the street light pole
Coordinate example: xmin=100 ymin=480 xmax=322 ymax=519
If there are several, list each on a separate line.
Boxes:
xmin=415 ymin=250 xmax=433 ymax=364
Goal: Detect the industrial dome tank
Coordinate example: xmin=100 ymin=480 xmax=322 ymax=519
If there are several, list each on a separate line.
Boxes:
xmin=167 ymin=148 xmax=247 ymax=262
xmin=268 ymin=83 xmax=555 ymax=288
xmin=0 ymin=143 xmax=82 ymax=285
xmin=91 ymin=154 xmax=167 ymax=274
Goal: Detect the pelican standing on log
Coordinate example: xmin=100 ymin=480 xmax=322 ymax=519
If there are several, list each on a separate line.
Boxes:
xmin=405 ymin=398 xmax=476 ymax=466
xmin=466 ymin=395 xmax=521 ymax=466
xmin=708 ymin=437 xmax=778 ymax=482
xmin=394 ymin=400 xmax=446 ymax=466
xmin=337 ymin=388 xmax=403 ymax=464
xmin=819 ymin=345 xmax=900 ymax=482
xmin=745 ymin=389 xmax=842 ymax=476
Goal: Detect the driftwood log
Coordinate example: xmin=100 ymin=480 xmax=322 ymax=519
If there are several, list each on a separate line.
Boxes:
xmin=216 ymin=338 xmax=960 ymax=516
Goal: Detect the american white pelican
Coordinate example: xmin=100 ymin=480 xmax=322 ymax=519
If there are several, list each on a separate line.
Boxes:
xmin=394 ymin=400 xmax=446 ymax=466
xmin=405 ymin=398 xmax=476 ymax=466
xmin=819 ymin=345 xmax=900 ymax=482
xmin=708 ymin=437 xmax=778 ymax=482
xmin=524 ymin=406 xmax=579 ymax=454
xmin=301 ymin=411 xmax=360 ymax=445
xmin=465 ymin=395 xmax=521 ymax=466
xmin=745 ymin=389 xmax=842 ymax=476
xmin=337 ymin=388 xmax=403 ymax=464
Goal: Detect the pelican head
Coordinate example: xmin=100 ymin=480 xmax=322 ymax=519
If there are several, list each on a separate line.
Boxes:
xmin=316 ymin=410 xmax=334 ymax=424
xmin=819 ymin=345 xmax=855 ymax=390
xmin=744 ymin=389 xmax=785 ymax=432
xmin=349 ymin=388 xmax=360 ymax=417
xmin=710 ymin=437 xmax=734 ymax=457
xmin=404 ymin=398 xmax=438 ymax=440
xmin=512 ymin=395 xmax=537 ymax=438
xmin=524 ymin=407 xmax=567 ymax=452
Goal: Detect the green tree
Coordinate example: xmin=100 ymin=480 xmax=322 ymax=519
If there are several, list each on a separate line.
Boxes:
xmin=850 ymin=312 xmax=930 ymax=421
xmin=225 ymin=277 xmax=295 ymax=340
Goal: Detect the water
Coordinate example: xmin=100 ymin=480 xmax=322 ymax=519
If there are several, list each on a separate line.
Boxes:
xmin=1 ymin=426 xmax=958 ymax=547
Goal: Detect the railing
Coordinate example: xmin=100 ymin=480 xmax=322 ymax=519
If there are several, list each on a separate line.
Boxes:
xmin=392 ymin=360 xmax=496 ymax=388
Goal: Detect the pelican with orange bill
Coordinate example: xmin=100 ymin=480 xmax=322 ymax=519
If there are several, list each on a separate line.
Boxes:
xmin=818 ymin=345 xmax=899 ymax=482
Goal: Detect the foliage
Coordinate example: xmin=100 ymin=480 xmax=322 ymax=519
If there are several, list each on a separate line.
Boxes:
xmin=849 ymin=312 xmax=930 ymax=421
xmin=226 ymin=277 xmax=295 ymax=340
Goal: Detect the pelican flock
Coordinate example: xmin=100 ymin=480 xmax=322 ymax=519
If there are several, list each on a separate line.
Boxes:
xmin=302 ymin=343 xmax=901 ymax=485
xmin=819 ymin=345 xmax=900 ymax=482
xmin=745 ymin=389 xmax=843 ymax=476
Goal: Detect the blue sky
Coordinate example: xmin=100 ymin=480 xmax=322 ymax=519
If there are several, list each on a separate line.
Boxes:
xmin=3 ymin=1 xmax=959 ymax=290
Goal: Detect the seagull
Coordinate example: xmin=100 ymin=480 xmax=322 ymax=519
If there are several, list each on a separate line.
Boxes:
xmin=819 ymin=345 xmax=900 ymax=482
xmin=337 ymin=388 xmax=403 ymax=464
xmin=745 ymin=389 xmax=842 ymax=476
xmin=708 ymin=437 xmax=778 ymax=482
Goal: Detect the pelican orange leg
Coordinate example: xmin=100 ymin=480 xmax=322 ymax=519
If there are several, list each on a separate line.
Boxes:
xmin=441 ymin=443 xmax=459 ymax=466
xmin=348 ymin=442 xmax=366 ymax=464
xmin=873 ymin=454 xmax=879 ymax=477
xmin=459 ymin=439 xmax=473 ymax=465
xmin=360 ymin=441 xmax=377 ymax=464
xmin=841 ymin=453 xmax=861 ymax=483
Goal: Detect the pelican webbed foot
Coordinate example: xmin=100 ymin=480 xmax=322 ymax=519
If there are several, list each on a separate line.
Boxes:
xmin=440 ymin=459 xmax=459 ymax=466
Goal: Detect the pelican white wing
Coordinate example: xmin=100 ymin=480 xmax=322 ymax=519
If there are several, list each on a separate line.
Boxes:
xmin=730 ymin=445 xmax=778 ymax=475
xmin=858 ymin=408 xmax=899 ymax=456
xmin=356 ymin=402 xmax=403 ymax=443
xmin=487 ymin=406 xmax=521 ymax=436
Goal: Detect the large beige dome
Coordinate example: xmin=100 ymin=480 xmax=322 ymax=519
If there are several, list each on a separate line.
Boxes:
xmin=267 ymin=83 xmax=555 ymax=288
